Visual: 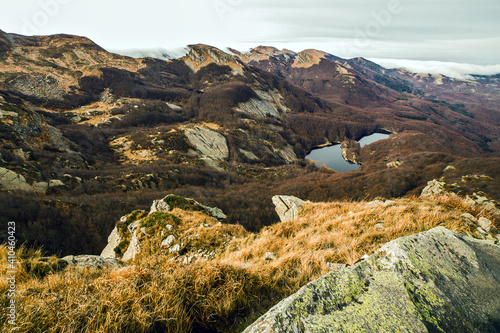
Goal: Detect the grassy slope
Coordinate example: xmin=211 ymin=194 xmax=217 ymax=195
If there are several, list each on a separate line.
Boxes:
xmin=1 ymin=195 xmax=498 ymax=332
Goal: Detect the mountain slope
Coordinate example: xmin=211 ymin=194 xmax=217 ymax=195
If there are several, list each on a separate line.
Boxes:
xmin=0 ymin=31 xmax=499 ymax=256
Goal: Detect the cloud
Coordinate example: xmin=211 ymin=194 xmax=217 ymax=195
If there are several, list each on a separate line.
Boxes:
xmin=110 ymin=47 xmax=190 ymax=61
xmin=368 ymin=58 xmax=500 ymax=79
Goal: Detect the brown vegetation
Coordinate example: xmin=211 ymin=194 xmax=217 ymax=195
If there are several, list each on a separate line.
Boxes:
xmin=1 ymin=195 xmax=496 ymax=332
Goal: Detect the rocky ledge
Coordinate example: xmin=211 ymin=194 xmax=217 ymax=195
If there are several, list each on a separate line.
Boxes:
xmin=244 ymin=227 xmax=500 ymax=332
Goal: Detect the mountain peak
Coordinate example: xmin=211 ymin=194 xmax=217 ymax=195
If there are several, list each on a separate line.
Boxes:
xmin=183 ymin=44 xmax=243 ymax=72
xmin=292 ymin=49 xmax=328 ymax=68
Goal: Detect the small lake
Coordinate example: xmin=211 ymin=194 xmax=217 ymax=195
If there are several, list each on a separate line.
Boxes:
xmin=306 ymin=133 xmax=389 ymax=172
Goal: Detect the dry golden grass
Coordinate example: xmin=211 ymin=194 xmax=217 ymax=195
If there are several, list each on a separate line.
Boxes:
xmin=0 ymin=195 xmax=492 ymax=333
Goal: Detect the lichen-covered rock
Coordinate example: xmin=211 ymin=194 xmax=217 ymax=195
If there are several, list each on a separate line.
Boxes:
xmin=49 ymin=179 xmax=65 ymax=187
xmin=161 ymin=235 xmax=176 ymax=249
xmin=244 ymin=227 xmax=500 ymax=333
xmin=272 ymin=195 xmax=305 ymax=222
xmin=365 ymin=199 xmax=395 ymax=207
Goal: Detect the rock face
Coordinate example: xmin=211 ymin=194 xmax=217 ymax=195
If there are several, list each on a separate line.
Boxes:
xmin=244 ymin=227 xmax=500 ymax=333
xmin=235 ymin=89 xmax=285 ymax=118
xmin=272 ymin=195 xmax=305 ymax=222
xmin=184 ymin=126 xmax=229 ymax=169
xmin=100 ymin=226 xmax=121 ymax=259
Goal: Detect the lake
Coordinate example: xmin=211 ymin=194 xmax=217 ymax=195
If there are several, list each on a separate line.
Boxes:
xmin=306 ymin=133 xmax=389 ymax=172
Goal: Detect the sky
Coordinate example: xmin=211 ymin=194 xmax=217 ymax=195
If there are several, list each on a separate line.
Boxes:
xmin=1 ymin=0 xmax=499 ymax=77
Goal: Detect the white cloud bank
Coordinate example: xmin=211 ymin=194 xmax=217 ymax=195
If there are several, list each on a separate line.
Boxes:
xmin=368 ymin=58 xmax=500 ymax=80
xmin=110 ymin=47 xmax=190 ymax=61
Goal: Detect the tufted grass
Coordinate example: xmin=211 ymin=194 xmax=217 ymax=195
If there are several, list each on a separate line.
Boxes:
xmin=0 ymin=195 xmax=496 ymax=332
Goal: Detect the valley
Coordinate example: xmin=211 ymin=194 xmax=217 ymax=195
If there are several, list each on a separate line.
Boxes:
xmin=0 ymin=28 xmax=500 ymax=332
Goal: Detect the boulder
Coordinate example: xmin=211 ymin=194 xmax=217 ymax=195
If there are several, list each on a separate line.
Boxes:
xmin=421 ymin=179 xmax=447 ymax=197
xmin=32 ymin=181 xmax=49 ymax=194
xmin=478 ymin=217 xmax=492 ymax=231
xmin=272 ymin=195 xmax=305 ymax=222
xmin=478 ymin=217 xmax=499 ymax=235
xmin=169 ymin=244 xmax=181 ymax=254
xmin=461 ymin=213 xmax=477 ymax=226
xmin=0 ymin=167 xmax=34 ymax=194
xmin=264 ymin=252 xmax=277 ymax=261
xmin=49 ymin=179 xmax=65 ymax=187
xmin=62 ymin=255 xmax=122 ymax=270
xmin=244 ymin=227 xmax=500 ymax=333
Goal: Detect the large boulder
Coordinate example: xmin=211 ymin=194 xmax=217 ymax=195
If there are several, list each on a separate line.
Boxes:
xmin=244 ymin=227 xmax=500 ymax=332
xmin=272 ymin=195 xmax=305 ymax=222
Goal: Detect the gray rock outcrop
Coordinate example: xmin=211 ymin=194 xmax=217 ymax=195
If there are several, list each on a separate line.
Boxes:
xmin=272 ymin=195 xmax=305 ymax=222
xmin=244 ymin=227 xmax=500 ymax=333
xmin=61 ymin=255 xmax=122 ymax=270
xmin=0 ymin=167 xmax=35 ymax=194
xmin=101 ymin=195 xmax=227 ymax=261
xmin=149 ymin=194 xmax=227 ymax=221
xmin=122 ymin=222 xmax=141 ymax=261
xmin=100 ymin=226 xmax=121 ymax=259
xmin=236 ymin=97 xmax=280 ymax=118
xmin=420 ymin=179 xmax=447 ymax=197
xmin=184 ymin=126 xmax=229 ymax=169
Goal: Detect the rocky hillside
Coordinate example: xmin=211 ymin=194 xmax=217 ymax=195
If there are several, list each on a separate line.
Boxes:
xmin=1 ymin=189 xmax=498 ymax=332
xmin=0 ymin=29 xmax=499 ymax=257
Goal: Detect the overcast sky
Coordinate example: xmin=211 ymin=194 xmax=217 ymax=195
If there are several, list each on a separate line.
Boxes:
xmin=1 ymin=0 xmax=499 ymax=76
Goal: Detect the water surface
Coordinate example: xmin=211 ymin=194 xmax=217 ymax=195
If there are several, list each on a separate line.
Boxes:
xmin=306 ymin=133 xmax=389 ymax=172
